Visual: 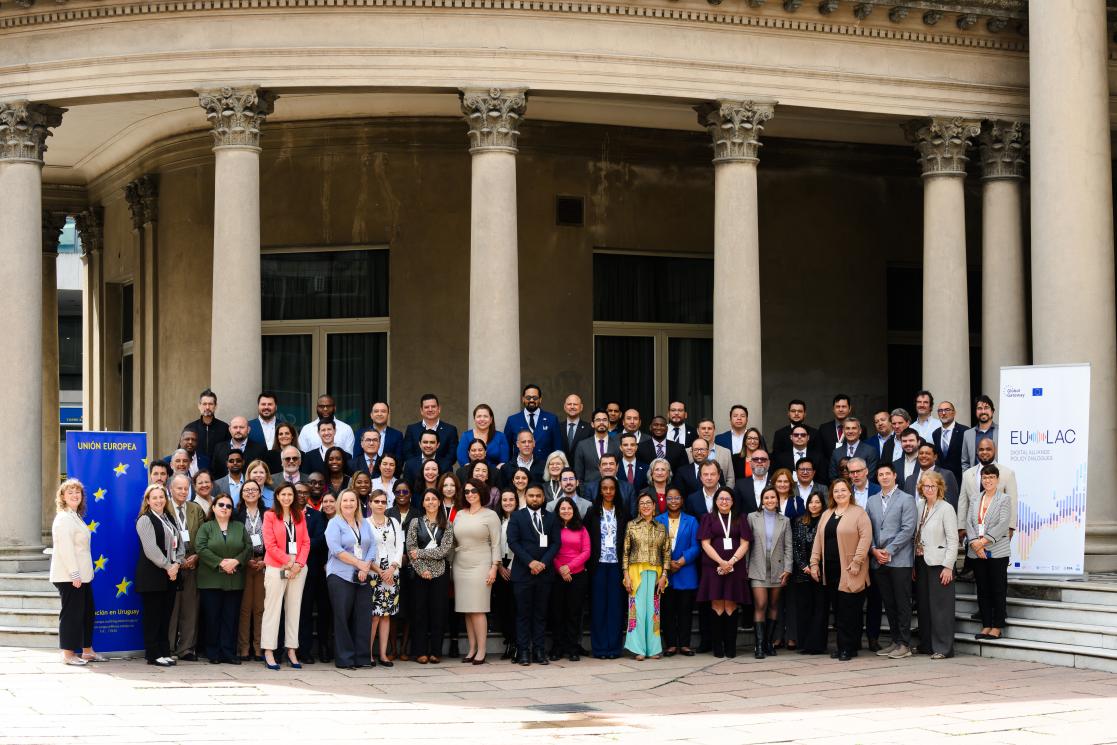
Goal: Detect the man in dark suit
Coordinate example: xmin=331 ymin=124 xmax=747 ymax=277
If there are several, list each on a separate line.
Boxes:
xmin=506 ymin=484 xmax=562 ymax=665
xmin=637 ymin=415 xmax=686 ymax=471
xmin=210 ymin=416 xmax=267 ymax=480
xmin=163 ymin=429 xmax=209 ymax=475
xmin=573 ymin=410 xmax=619 ymax=483
xmin=301 ymin=418 xmax=343 ymax=477
xmin=499 ymin=430 xmax=547 ymax=485
xmin=402 ymin=430 xmax=442 ymax=485
xmin=673 ymin=437 xmax=727 ymax=496
xmin=616 ymin=434 xmax=648 ymax=509
xmin=771 ymin=425 xmax=826 ymax=480
xmin=770 ymin=399 xmax=817 ymax=458
xmin=503 ymin=384 xmax=561 ymax=461
xmin=581 ymin=454 xmax=634 ymax=508
xmin=349 ymin=428 xmax=382 ymax=477
xmin=714 ymin=404 xmax=750 ymax=453
xmin=401 ymin=393 xmax=458 ymax=472
xmin=731 ymin=449 xmax=768 ymax=515
xmin=904 ymin=442 xmax=960 ymax=509
xmin=352 ymin=401 xmax=404 ymax=462
xmin=665 ymin=401 xmax=697 ymax=448
xmin=247 ymin=392 xmax=286 ymax=451
xmin=829 ymin=417 xmax=878 ymax=483
xmin=817 ymin=393 xmax=853 ymax=457
xmin=558 ymin=394 xmax=592 ymax=460
xmin=867 ymin=410 xmax=894 ymax=460
xmin=931 ymin=400 xmax=968 ymax=484
xmin=685 ymin=461 xmax=727 ymax=517
xmin=891 ymin=428 xmax=922 ymax=485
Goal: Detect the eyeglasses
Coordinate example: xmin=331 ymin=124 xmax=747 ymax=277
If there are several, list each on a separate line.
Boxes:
xmin=750 ymin=457 xmax=769 ymax=463
xmin=371 ymin=499 xmax=387 ymax=505
xmin=936 ymin=408 xmax=953 ymax=414
xmin=215 ymin=503 xmax=232 ymax=510
xmin=463 ymin=488 xmax=478 ymax=494
xmin=282 ymin=456 xmax=300 ymax=462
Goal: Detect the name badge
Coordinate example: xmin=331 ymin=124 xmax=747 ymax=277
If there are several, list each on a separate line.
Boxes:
xmin=539 ymin=535 xmax=549 ymax=548
xmin=977 ymin=524 xmax=985 ymax=538
xmin=180 ymin=529 xmax=190 ymax=545
xmin=288 ymin=540 xmax=298 ymax=555
xmin=353 ymin=544 xmax=363 ymax=561
xmin=250 ymin=534 xmax=262 ymax=548
xmin=722 ymin=537 xmax=733 ymax=551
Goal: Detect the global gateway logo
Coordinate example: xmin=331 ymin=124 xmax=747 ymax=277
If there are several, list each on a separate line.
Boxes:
xmin=1009 ymin=429 xmax=1077 ymax=445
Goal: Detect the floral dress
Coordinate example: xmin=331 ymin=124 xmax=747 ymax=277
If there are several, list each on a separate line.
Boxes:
xmin=367 ymin=515 xmax=403 ymax=616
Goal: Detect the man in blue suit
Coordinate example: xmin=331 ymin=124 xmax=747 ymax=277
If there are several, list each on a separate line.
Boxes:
xmin=503 ymin=384 xmax=560 ymax=461
xmin=401 ymin=393 xmax=458 ymax=472
xmin=616 ymin=433 xmax=649 ymax=509
xmin=714 ymin=403 xmax=750 ymax=454
xmin=507 ymin=484 xmax=562 ymax=666
xmin=352 ymin=401 xmax=404 ymax=462
xmin=865 ymin=463 xmax=916 ymax=659
xmin=581 ymin=454 xmax=634 ymax=509
xmin=247 ymin=392 xmax=287 ymax=450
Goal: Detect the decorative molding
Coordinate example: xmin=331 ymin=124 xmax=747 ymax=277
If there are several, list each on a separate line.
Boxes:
xmin=123 ymin=174 xmax=158 ymax=228
xmin=901 ymin=116 xmax=981 ymax=176
xmin=197 ymin=86 xmax=277 ymax=149
xmin=459 ymin=88 xmax=528 ymax=154
xmin=41 ymin=210 xmax=66 ymax=255
xmin=976 ymin=119 xmax=1026 ymax=180
xmin=818 ymin=0 xmax=839 ymax=14
xmin=0 ymin=1 xmax=1031 ymax=52
xmin=853 ymin=3 xmax=873 ymax=20
xmin=75 ymin=206 xmax=104 ymax=255
xmin=695 ymin=99 xmax=776 ymax=164
xmin=923 ymin=10 xmax=943 ymax=25
xmin=956 ymin=12 xmax=978 ymax=29
xmin=0 ymin=102 xmax=65 ymax=163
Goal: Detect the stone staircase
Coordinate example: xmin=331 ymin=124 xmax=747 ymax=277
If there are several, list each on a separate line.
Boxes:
xmin=0 ymin=571 xmax=59 ymax=648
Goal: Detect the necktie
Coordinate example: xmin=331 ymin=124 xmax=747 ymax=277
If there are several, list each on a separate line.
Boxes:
xmin=656 ymin=442 xmax=665 ymax=459
xmin=847 ymin=444 xmax=854 ymax=457
xmin=627 ymin=463 xmax=634 ymax=483
xmin=673 ymin=427 xmax=681 ymax=443
xmin=532 ymin=510 xmax=542 ymax=533
xmin=568 ymin=423 xmax=576 ymax=442
xmin=178 ymin=506 xmax=185 ymax=528
xmin=528 ymin=412 xmax=536 ymax=432
xmin=598 ymin=439 xmax=605 ymax=457
xmin=942 ymin=429 xmax=952 ymax=452
xmin=796 ymin=450 xmax=804 ymax=462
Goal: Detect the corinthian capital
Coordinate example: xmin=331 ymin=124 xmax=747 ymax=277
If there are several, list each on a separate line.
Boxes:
xmin=42 ymin=211 xmax=66 ymax=256
xmin=902 ymin=117 xmax=981 ymax=176
xmin=75 ymin=207 xmax=104 ymax=256
xmin=0 ymin=101 xmax=65 ymax=163
xmin=124 ymin=175 xmax=159 ymax=229
xmin=197 ymin=87 xmax=277 ymax=149
xmin=695 ymin=100 xmax=776 ymax=164
xmin=977 ymin=120 xmax=1028 ymax=180
xmin=459 ymin=88 xmax=528 ymax=153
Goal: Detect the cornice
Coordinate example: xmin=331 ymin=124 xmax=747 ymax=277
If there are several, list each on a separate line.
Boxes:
xmin=0 ymin=0 xmax=1030 ymax=53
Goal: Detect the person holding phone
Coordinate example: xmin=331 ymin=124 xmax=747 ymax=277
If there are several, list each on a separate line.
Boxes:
xmin=325 ymin=489 xmax=376 ymax=669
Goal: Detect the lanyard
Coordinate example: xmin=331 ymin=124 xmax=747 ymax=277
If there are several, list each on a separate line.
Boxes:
xmin=718 ymin=511 xmax=732 ymax=540
xmin=346 ymin=520 xmax=362 ymax=555
xmin=245 ymin=510 xmax=260 ymax=535
xmin=424 ymin=518 xmax=439 ymax=546
xmin=978 ymin=493 xmax=993 ymax=525
xmin=285 ymin=518 xmax=295 ymax=544
xmin=530 ymin=510 xmax=543 ymax=536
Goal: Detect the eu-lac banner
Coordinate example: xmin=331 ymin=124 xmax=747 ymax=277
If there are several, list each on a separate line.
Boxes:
xmin=65 ymin=431 xmax=149 ymax=652
xmin=999 ymin=364 xmax=1089 ymax=576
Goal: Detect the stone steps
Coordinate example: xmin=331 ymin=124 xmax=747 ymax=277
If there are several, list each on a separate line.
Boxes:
xmin=956 ymin=592 xmax=1117 ymax=627
xmin=0 ymin=572 xmax=54 ymax=592
xmin=0 ymin=625 xmax=58 ymax=649
xmin=954 ymin=636 xmax=1117 ymax=674
xmin=955 ymin=613 xmax=1117 ymax=650
xmin=0 ymin=590 xmax=60 ymax=611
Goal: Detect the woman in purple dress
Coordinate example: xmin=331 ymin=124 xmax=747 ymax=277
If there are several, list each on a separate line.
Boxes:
xmin=697 ymin=487 xmax=752 ymax=658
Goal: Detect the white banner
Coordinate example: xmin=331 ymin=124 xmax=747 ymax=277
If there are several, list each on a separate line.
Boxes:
xmin=999 ymin=364 xmax=1089 ymax=576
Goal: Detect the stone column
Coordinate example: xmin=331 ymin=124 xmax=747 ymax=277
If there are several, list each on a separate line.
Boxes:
xmin=124 ymin=176 xmax=158 ymax=444
xmin=0 ymin=101 xmax=64 ymax=564
xmin=696 ymin=99 xmax=776 ymax=431
xmin=198 ymin=87 xmax=276 ymax=419
xmin=460 ymin=87 xmax=527 ymax=420
xmin=1030 ymin=0 xmax=1117 ymax=569
xmin=903 ymin=117 xmax=980 ymax=418
xmin=76 ymin=207 xmax=105 ymax=431
xmin=41 ymin=211 xmax=65 ymax=539
xmin=977 ymin=121 xmax=1028 ymax=408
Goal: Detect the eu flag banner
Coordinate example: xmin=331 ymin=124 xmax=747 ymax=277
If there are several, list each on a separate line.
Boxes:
xmin=65 ymin=431 xmax=149 ymax=653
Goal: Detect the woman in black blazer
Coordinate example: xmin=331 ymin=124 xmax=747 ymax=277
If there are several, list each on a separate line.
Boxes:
xmin=584 ymin=477 xmax=629 ymax=659
xmin=135 ymin=484 xmax=182 ymax=667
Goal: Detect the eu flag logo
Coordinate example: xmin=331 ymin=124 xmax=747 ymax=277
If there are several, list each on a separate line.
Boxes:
xmin=1032 ymin=388 xmax=1043 ymax=396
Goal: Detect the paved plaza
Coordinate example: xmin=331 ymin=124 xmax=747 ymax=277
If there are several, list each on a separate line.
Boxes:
xmin=2 ymin=646 xmax=1115 ymax=744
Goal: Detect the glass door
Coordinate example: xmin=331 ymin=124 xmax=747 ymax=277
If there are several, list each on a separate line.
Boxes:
xmin=594 ymin=335 xmax=655 ymax=419
xmin=262 ymin=334 xmax=313 ymax=425
xmin=326 ymin=332 xmax=388 ymax=427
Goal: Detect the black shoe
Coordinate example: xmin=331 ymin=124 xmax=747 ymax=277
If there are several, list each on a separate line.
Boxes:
xmin=302 ymin=654 xmax=316 ymax=665
xmin=180 ymin=653 xmax=197 ymax=662
xmin=680 ymin=648 xmax=695 ymax=657
xmin=696 ymin=643 xmax=712 ymax=654
xmin=501 ymin=644 xmax=513 ymax=660
xmin=568 ymin=654 xmax=580 ymax=662
xmin=532 ymin=650 xmax=548 ymax=665
xmin=224 ymin=658 xmax=242 ymax=665
xmin=867 ymin=639 xmax=880 ymax=652
xmin=763 ymin=620 xmax=777 ymax=657
xmin=548 ymin=650 xmax=562 ymax=662
xmin=753 ymin=622 xmax=766 ymax=660
xmin=507 ymin=646 xmax=518 ymax=663
xmin=830 ymin=651 xmax=841 ymax=659
xmin=838 ymin=651 xmax=852 ymax=662
xmin=378 ymin=658 xmax=394 ymax=668
xmin=208 ymin=658 xmax=221 ymax=665
xmin=517 ymin=653 xmax=530 ymax=666
xmin=448 ymin=640 xmax=460 ymax=658
xmin=239 ymin=654 xmax=251 ymax=662
xmin=970 ymin=612 xmax=981 ymax=620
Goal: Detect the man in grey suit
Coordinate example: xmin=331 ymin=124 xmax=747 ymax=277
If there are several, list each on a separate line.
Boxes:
xmin=690 ymin=420 xmax=736 ymax=489
xmin=545 ymin=468 xmax=593 ymax=518
xmin=960 ymin=395 xmax=998 ymax=473
xmin=958 ymin=438 xmax=1019 ymax=535
xmin=830 ymin=418 xmax=878 ymax=482
xmin=865 ymin=462 xmax=917 ymax=660
xmin=903 ymin=443 xmax=960 ymax=509
xmin=573 ymin=410 xmax=620 ymax=483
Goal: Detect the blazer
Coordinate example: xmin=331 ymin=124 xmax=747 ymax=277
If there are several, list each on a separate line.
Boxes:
xmin=770 ymin=423 xmax=819 ymax=458
xmin=771 ymin=447 xmax=828 ymax=483
xmin=402 ymin=420 xmax=459 ymax=472
xmin=965 ymin=489 xmax=1013 ymax=559
xmin=731 ymin=477 xmax=767 ymax=515
xmin=270 ymin=471 xmax=307 ymax=491
xmin=351 ymin=425 xmax=404 ymax=462
xmin=49 ymin=510 xmax=94 ymax=583
xmin=325 ymin=515 xmax=377 ymax=582
xmin=558 ymin=419 xmax=593 ymax=460
xmin=546 ymin=493 xmax=593 ymax=519
xmin=958 ymin=462 xmax=1019 ymax=531
xmin=932 ymin=423 xmax=969 ymax=483
xmin=636 ymin=437 xmax=687 ymax=472
xmin=903 ymin=467 xmax=960 ymax=510
xmin=162 ymin=451 xmax=211 ymax=473
xmin=617 ymin=459 xmax=649 ymax=496
xmin=194 ymin=520 xmax=252 ymax=591
xmin=167 ymin=499 xmax=206 ymax=557
xmin=262 ymin=510 xmax=311 ymax=568
xmin=914 ymin=498 xmax=959 ymax=568
xmin=685 ymin=488 xmax=745 ymax=519
xmin=582 ymin=478 xmax=634 ymax=513
xmin=503 ymin=409 xmax=561 ymax=461
xmin=573 ymin=435 xmax=620 ymax=483
xmin=816 ymin=419 xmax=846 ymax=456
xmin=863 ymin=488 xmax=917 ymax=568
xmin=584 ymin=502 xmax=629 ymax=571
xmin=687 ymin=446 xmax=736 ymax=489
xmin=209 ymin=439 xmax=268 ymax=480
xmin=654 ymin=512 xmax=701 ymax=590
xmin=348 ymin=452 xmax=382 ymax=478
xmin=745 ymin=510 xmax=793 ymax=583
xmin=498 ymin=458 xmax=546 ymax=487
xmin=506 ymin=507 xmax=562 ymax=582
xmin=302 ymin=446 xmax=351 ymax=480
xmin=713 ymin=430 xmax=741 ymax=453
xmin=304 ymin=506 xmax=329 ymax=571
xmin=456 ymin=429 xmax=511 ymax=470
xmin=960 ymin=423 xmax=998 ymax=473
xmin=247 ymin=416 xmax=288 ymax=449
xmin=672 ymin=460 xmax=705 ymax=497
xmin=665 ymin=423 xmax=697 ymax=448
xmin=830 ymin=440 xmax=879 ymax=482
xmin=809 ymin=505 xmax=873 ymax=594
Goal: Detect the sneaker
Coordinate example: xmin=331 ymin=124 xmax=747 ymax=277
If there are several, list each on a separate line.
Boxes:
xmin=875 ymin=643 xmax=898 ymax=657
xmin=887 ymin=644 xmax=912 ymax=659
xmin=930 ymin=653 xmax=946 ymax=660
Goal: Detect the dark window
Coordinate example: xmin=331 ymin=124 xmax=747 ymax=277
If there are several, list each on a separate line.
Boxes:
xmin=668 ymin=337 xmax=713 ymax=422
xmin=262 ymin=249 xmax=389 ymax=321
xmin=58 ymin=315 xmax=82 ymax=391
xmin=594 ymin=336 xmax=654 ymax=420
xmin=326 ymin=332 xmax=389 ymax=427
xmin=121 ymin=283 xmax=134 ymax=344
xmin=262 ymin=335 xmax=313 ymax=426
xmin=121 ymin=353 xmax=133 ymax=432
xmin=593 ymin=253 xmax=713 ymax=325
xmin=555 ymin=196 xmax=584 ymax=227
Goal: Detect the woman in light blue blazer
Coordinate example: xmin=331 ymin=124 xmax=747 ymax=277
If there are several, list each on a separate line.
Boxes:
xmin=325 ymin=489 xmax=377 ymax=669
xmin=655 ymin=487 xmax=700 ymax=656
xmin=457 ymin=404 xmax=510 ymax=469
xmin=965 ymin=464 xmax=1012 ymax=641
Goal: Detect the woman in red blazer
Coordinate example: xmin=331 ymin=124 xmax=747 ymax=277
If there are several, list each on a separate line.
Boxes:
xmin=261 ymin=483 xmax=311 ymax=670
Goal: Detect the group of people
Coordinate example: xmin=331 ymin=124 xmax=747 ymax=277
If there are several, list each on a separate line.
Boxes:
xmin=50 ymin=385 xmax=1016 ymax=668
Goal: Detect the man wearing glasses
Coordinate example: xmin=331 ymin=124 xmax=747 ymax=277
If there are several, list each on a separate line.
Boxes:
xmin=772 ymin=425 xmax=827 ymax=483
xmin=503 ymin=384 xmax=560 ymax=461
xmin=731 ymin=448 xmax=769 ymax=515
xmin=931 ymin=400 xmax=968 ymax=483
xmin=271 ymin=446 xmax=306 ymax=490
xmin=304 ymin=472 xmax=326 ymax=510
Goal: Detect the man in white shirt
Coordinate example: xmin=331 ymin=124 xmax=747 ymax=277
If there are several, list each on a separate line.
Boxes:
xmin=249 ymin=392 xmax=280 ymax=450
xmin=911 ymin=390 xmax=941 ymax=441
xmin=887 ymin=409 xmax=912 ymax=463
xmin=298 ymin=394 xmax=355 ymax=453
xmin=894 ymin=429 xmax=920 ymax=483
xmin=793 ymin=459 xmax=827 ymax=501
xmin=694 ymin=419 xmax=735 ymax=488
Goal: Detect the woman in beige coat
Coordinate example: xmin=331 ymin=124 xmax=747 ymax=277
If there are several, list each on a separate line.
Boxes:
xmin=809 ymin=477 xmax=872 ymax=661
xmin=49 ymin=479 xmax=103 ymax=665
xmin=746 ymin=486 xmax=792 ymax=659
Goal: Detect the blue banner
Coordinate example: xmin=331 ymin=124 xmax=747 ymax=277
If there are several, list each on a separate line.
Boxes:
xmin=65 ymin=431 xmax=149 ymax=653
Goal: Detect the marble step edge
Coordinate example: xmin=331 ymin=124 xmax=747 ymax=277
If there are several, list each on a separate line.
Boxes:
xmin=953 ymin=612 xmax=1117 ymax=636
xmin=954 ymin=633 xmax=1117 ymax=660
xmin=955 ymin=593 xmax=1117 ymax=614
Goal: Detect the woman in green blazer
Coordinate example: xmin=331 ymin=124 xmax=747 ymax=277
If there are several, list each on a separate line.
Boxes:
xmin=195 ymin=495 xmax=252 ymax=664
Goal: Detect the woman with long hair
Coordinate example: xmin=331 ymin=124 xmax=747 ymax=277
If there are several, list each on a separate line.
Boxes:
xmin=622 ymin=493 xmax=669 ymax=660
xmin=406 ymin=488 xmax=455 ymax=663
xmin=493 ymin=488 xmax=519 ymax=659
xmin=265 ymin=422 xmax=300 ymax=475
xmin=584 ymin=476 xmax=628 ymax=659
xmin=261 ymin=483 xmax=311 ymax=670
xmin=456 ymin=403 xmax=510 ymax=469
xmin=452 ymin=478 xmax=502 ymax=665
xmin=548 ymin=496 xmax=591 ymax=661
xmin=792 ymin=492 xmax=827 ymax=655
xmin=746 ymin=486 xmax=792 ymax=659
xmin=234 ymin=480 xmax=268 ymax=661
xmin=50 ymin=479 xmax=102 ymax=665
xmin=324 ymin=488 xmax=375 ymax=669
xmin=323 ymin=446 xmax=350 ymax=497
xmin=135 ymin=483 xmax=181 ymax=666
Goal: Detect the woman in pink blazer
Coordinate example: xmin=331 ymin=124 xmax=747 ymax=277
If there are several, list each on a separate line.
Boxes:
xmin=261 ymin=483 xmax=311 ymax=670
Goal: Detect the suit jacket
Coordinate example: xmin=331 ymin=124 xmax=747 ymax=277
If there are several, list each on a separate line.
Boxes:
xmin=167 ymin=499 xmax=206 ymax=556
xmin=401 ymin=421 xmax=459 ymax=472
xmin=664 ymin=423 xmax=697 ymax=448
xmin=584 ymin=502 xmax=629 ymax=571
xmin=960 ymin=423 xmax=997 ymax=474
xmin=302 ymin=446 xmax=350 ymax=480
xmin=672 ymin=460 xmax=706 ymax=497
xmin=636 ymin=437 xmax=686 ymax=472
xmin=933 ymin=423 xmax=969 ymax=482
xmin=247 ymin=416 xmax=287 ymax=449
xmin=506 ymin=507 xmax=562 ymax=582
xmin=209 ymin=439 xmax=268 ymax=480
xmin=162 ymin=451 xmax=210 ymax=473
xmin=964 ymin=489 xmax=1013 ymax=559
xmin=870 ymin=434 xmax=898 ymax=462
xmin=655 ymin=511 xmax=701 ymax=590
xmin=771 ymin=447 xmax=827 ymax=479
xmin=581 ymin=478 xmax=635 ymax=512
xmin=498 ymin=458 xmax=546 ymax=486
xmin=816 ymin=419 xmax=846 ymax=456
xmin=731 ymin=477 xmax=766 ymax=515
xmin=958 ymin=461 xmax=1018 ymax=531
xmin=864 ymin=488 xmax=917 ymax=568
xmin=903 ymin=467 xmax=960 ymax=510
xmin=745 ymin=510 xmax=793 ymax=583
xmin=573 ymin=435 xmax=620 ymax=483
xmin=349 ymin=452 xmax=382 ymax=478
xmin=351 ymin=425 xmax=404 ymax=462
xmin=684 ymin=488 xmax=722 ymax=519
xmin=194 ymin=520 xmax=252 ymax=591
xmin=686 ymin=446 xmax=736 ymax=488
xmin=558 ymin=419 xmax=593 ymax=460
xmin=829 ymin=440 xmax=879 ymax=482
xmin=771 ymin=423 xmax=819 ymax=457
xmin=617 ymin=459 xmax=649 ymax=496
xmin=270 ymin=471 xmax=307 ymax=491
xmin=914 ymin=498 xmax=959 ymax=568
xmin=503 ymin=409 xmax=561 ymax=461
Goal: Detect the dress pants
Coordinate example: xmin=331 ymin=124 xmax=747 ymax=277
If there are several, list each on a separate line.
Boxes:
xmin=660 ymin=587 xmax=695 ymax=649
xmin=299 ymin=566 xmax=332 ymax=659
xmin=973 ymin=556 xmax=1009 ymax=628
xmin=914 ymin=557 xmax=955 ymax=655
xmin=513 ymin=575 xmax=554 ymax=654
xmin=140 ymin=588 xmax=176 ymax=662
xmin=794 ymin=580 xmax=828 ymax=653
xmin=777 ymin=582 xmax=798 ymax=644
xmin=410 ymin=573 xmax=449 ymax=657
xmin=237 ymin=563 xmax=265 ymax=656
xmin=549 ymin=571 xmax=587 ymax=655
xmin=200 ymin=588 xmax=241 ymax=662
xmin=589 ymin=563 xmax=625 ymax=657
xmin=864 ymin=570 xmax=882 ymax=642
xmin=876 ymin=564 xmax=912 ymax=647
xmin=168 ymin=566 xmax=199 ymax=656
xmin=54 ymin=582 xmax=94 ymax=651
xmin=493 ymin=574 xmax=516 ymax=644
xmin=824 ymin=581 xmax=864 ymax=656
xmin=262 ymin=565 xmax=308 ymax=650
xmin=326 ymin=574 xmax=372 ymax=667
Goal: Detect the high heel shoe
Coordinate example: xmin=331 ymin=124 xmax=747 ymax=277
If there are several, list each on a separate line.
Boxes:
xmin=286 ymin=653 xmax=302 ymax=669
xmin=263 ymin=656 xmax=280 ymax=671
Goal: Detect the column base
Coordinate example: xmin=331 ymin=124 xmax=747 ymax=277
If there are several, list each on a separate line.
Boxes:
xmin=1085 ymin=522 xmax=1117 ymax=572
xmin=0 ymin=545 xmax=49 ymax=573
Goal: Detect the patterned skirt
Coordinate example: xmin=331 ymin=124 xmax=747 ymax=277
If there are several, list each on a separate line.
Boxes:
xmin=370 ymin=569 xmax=401 ymax=617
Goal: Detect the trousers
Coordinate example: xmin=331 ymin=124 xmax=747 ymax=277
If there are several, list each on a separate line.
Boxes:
xmin=262 ymin=565 xmax=308 ymax=650
xmin=876 ymin=564 xmax=912 ymax=647
xmin=55 ymin=582 xmax=94 ymax=651
xmin=589 ymin=563 xmax=625 ymax=657
xmin=140 ymin=588 xmax=176 ymax=661
xmin=200 ymin=588 xmax=241 ymax=662
xmin=168 ymin=565 xmax=199 ymax=656
xmin=914 ymin=557 xmax=955 ymax=655
xmin=326 ymin=574 xmax=372 ymax=667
